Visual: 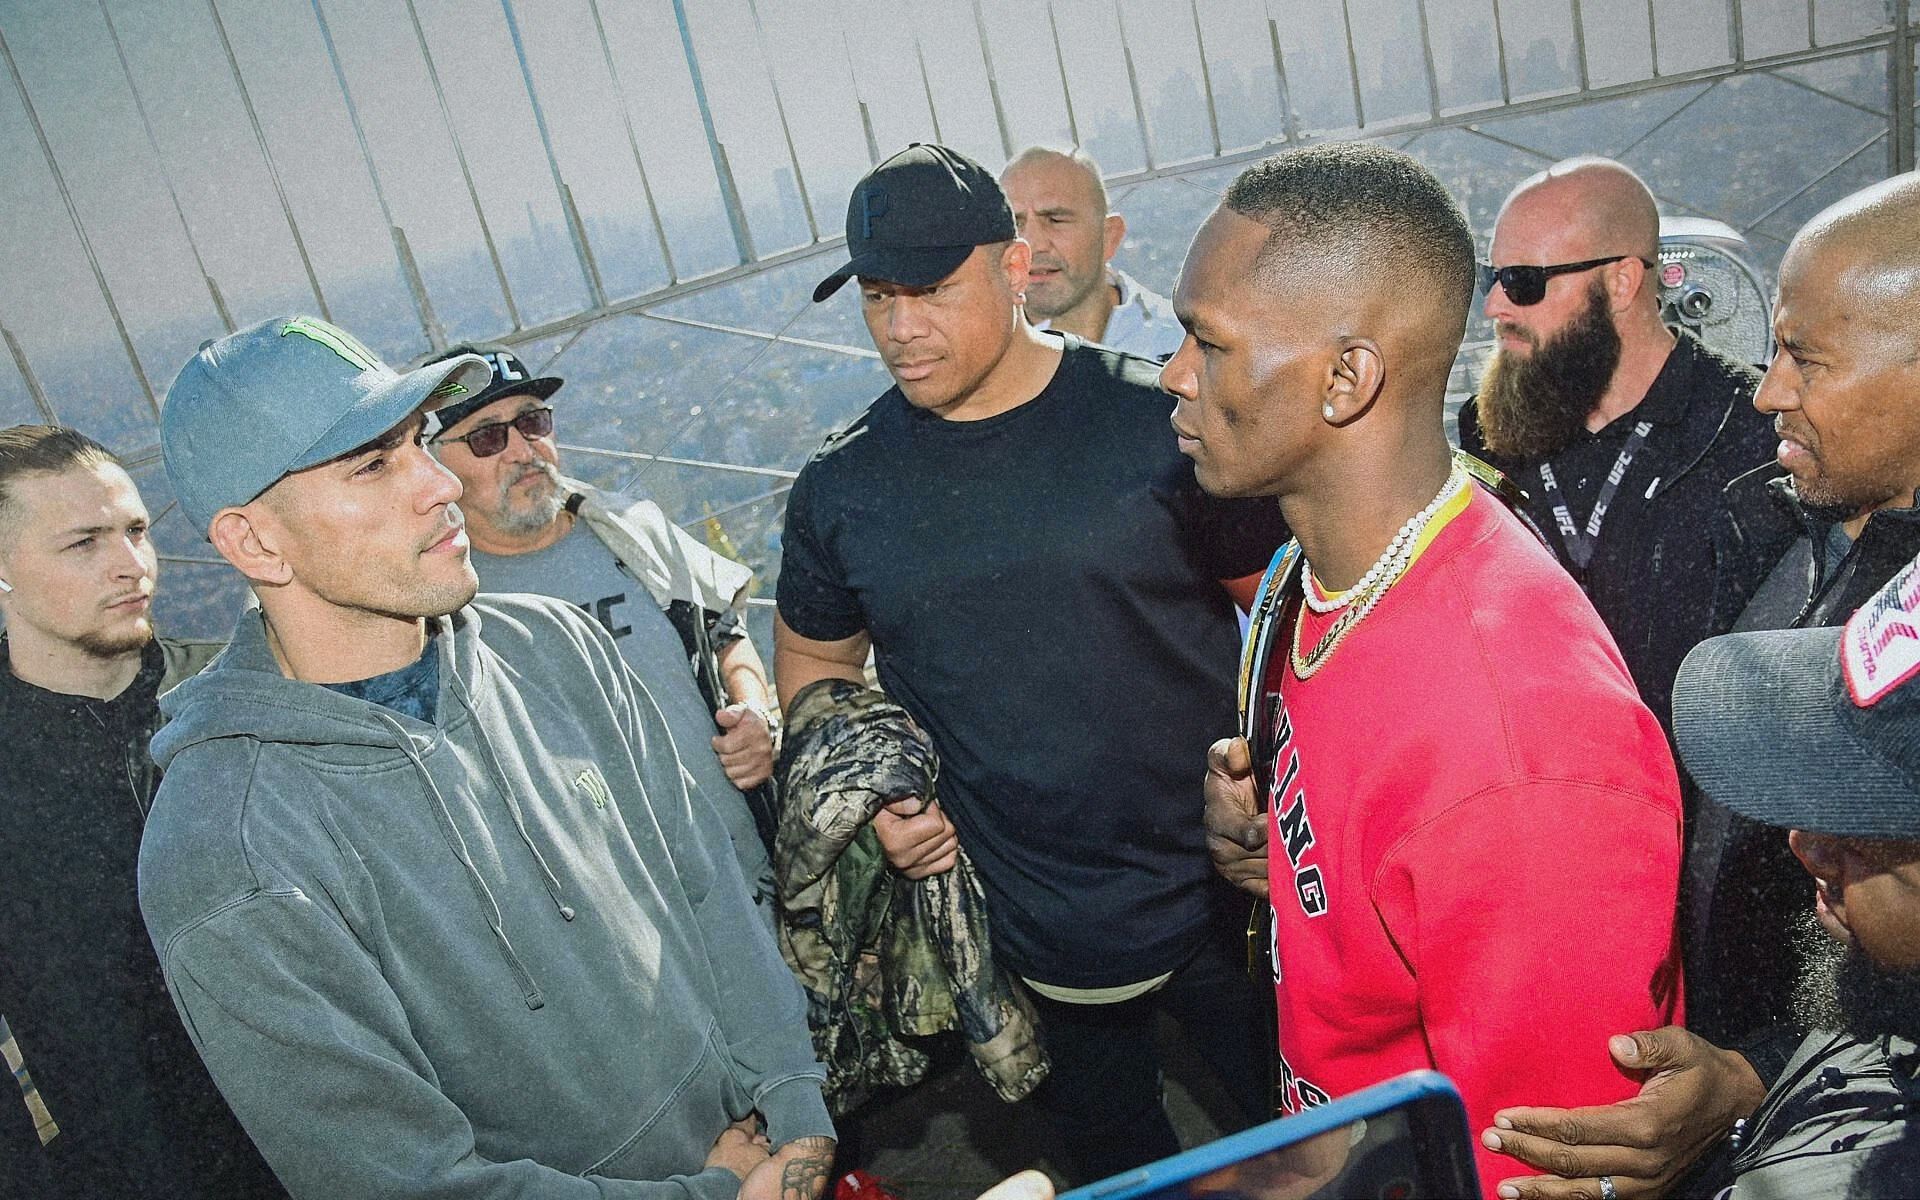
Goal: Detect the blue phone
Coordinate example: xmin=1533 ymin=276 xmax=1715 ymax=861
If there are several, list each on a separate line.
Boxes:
xmin=1057 ymin=1071 xmax=1479 ymax=1200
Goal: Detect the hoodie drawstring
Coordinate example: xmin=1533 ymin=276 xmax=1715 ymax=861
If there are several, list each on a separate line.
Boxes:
xmin=449 ymin=678 xmax=577 ymax=924
xmin=372 ymin=711 xmax=547 ymax=1011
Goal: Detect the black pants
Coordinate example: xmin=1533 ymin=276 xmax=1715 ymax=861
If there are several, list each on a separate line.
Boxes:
xmin=1024 ymin=908 xmax=1274 ymax=1184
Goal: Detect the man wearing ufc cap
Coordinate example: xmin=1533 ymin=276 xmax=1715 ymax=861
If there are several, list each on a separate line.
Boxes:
xmin=775 ymin=143 xmax=1289 ymax=1180
xmin=1668 ymin=558 xmax=1920 ymax=1197
xmin=421 ymin=343 xmax=777 ymax=916
xmin=138 ymin=316 xmax=833 ymax=1198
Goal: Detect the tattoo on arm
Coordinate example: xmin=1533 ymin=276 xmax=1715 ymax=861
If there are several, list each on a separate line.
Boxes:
xmin=778 ymin=1136 xmax=836 ymax=1200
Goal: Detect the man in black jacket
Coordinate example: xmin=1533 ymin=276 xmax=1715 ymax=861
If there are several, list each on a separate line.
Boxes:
xmin=0 ymin=424 xmax=280 ymax=1198
xmin=1481 ymin=171 xmax=1920 ymax=1200
xmin=1668 ymin=573 xmax=1920 ymax=1199
xmin=1459 ymin=156 xmax=1775 ymax=731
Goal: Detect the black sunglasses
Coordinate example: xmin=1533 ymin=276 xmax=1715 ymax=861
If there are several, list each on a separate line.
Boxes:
xmin=434 ymin=406 xmax=554 ymax=458
xmin=1477 ymin=255 xmax=1653 ymax=306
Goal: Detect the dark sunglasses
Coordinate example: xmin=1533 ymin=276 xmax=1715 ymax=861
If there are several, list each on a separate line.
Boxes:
xmin=1477 ymin=255 xmax=1652 ymax=306
xmin=434 ymin=406 xmax=554 ymax=458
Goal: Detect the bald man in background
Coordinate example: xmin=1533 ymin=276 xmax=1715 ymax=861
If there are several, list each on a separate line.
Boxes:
xmin=1459 ymin=158 xmax=1774 ymax=731
xmin=1000 ymin=147 xmax=1185 ymax=360
xmin=1484 ymin=172 xmax=1920 ymax=1199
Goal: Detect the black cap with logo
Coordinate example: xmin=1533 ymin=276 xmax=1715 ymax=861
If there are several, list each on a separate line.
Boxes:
xmin=419 ymin=343 xmax=563 ymax=430
xmin=812 ymin=143 xmax=1017 ymax=303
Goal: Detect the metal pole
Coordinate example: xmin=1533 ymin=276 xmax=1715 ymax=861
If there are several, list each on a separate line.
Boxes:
xmin=1188 ymin=0 xmax=1224 ymax=153
xmin=400 ymin=0 xmax=523 ymax=328
xmin=585 ymin=0 xmax=680 ymax=283
xmin=970 ymin=0 xmax=1015 ymax=160
xmin=1115 ymin=0 xmax=1156 ymax=166
xmin=744 ymin=0 xmax=820 ymax=241
xmin=498 ymin=0 xmax=604 ymax=307
xmin=308 ymin=0 xmax=443 ymax=348
xmin=1894 ymin=0 xmax=1915 ymax=172
xmin=670 ymin=0 xmax=757 ymax=263
xmin=0 ymin=23 xmax=156 ymax=414
xmin=1048 ymin=1 xmax=1082 ymax=148
xmin=102 ymin=0 xmax=239 ymax=331
xmin=1267 ymin=16 xmax=1302 ymax=143
xmin=1339 ymin=0 xmax=1367 ymax=126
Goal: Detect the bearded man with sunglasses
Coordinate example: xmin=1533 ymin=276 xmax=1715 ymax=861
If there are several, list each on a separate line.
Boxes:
xmin=424 ymin=345 xmax=777 ymax=916
xmin=1458 ymin=157 xmax=1774 ymax=733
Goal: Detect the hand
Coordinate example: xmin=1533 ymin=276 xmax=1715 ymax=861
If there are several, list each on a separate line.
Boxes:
xmin=872 ymin=797 xmax=960 ymax=879
xmin=740 ymin=1135 xmax=836 ymax=1200
xmin=705 ymin=1116 xmax=773 ymax=1182
xmin=1482 ymin=1027 xmax=1767 ymax=1199
xmin=713 ymin=704 xmax=775 ymax=790
xmin=1204 ymin=737 xmax=1269 ymax=898
xmin=977 ymin=1170 xmax=1055 ymax=1200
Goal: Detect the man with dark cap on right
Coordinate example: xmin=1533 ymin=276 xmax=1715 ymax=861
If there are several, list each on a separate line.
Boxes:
xmin=1667 ymin=555 xmax=1920 ymax=1196
xmin=774 ymin=143 xmax=1289 ymax=1181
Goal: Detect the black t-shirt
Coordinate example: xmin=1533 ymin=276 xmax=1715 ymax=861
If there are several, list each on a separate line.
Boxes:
xmin=0 ymin=638 xmax=285 ymax=1198
xmin=777 ymin=338 xmax=1289 ymax=986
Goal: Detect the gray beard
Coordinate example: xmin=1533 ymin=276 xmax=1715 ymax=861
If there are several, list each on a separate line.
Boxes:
xmin=1791 ymin=909 xmax=1920 ymax=1045
xmin=493 ymin=461 xmax=567 ymax=536
xmin=1474 ymin=281 xmax=1623 ymax=461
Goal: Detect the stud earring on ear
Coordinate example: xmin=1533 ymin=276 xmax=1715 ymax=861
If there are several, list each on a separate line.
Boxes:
xmin=1322 ymin=404 xmax=1336 ymax=420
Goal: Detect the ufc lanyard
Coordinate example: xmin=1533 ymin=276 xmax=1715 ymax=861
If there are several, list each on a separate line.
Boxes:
xmin=1536 ymin=419 xmax=1653 ymax=571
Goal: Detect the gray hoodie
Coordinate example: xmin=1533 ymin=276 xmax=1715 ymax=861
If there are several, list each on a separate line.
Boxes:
xmin=138 ymin=594 xmax=830 ymax=1199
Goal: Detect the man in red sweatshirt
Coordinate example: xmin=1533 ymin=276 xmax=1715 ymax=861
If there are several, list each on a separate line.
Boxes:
xmin=1166 ymin=142 xmax=1685 ymax=1198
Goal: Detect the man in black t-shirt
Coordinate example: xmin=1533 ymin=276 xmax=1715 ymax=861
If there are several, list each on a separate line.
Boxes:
xmin=775 ymin=144 xmax=1289 ymax=1182
xmin=0 ymin=425 xmax=281 ymax=1199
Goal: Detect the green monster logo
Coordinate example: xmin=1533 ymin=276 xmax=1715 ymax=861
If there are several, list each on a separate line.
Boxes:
xmin=279 ymin=317 xmax=381 ymax=371
xmin=280 ymin=317 xmax=468 ymax=400
xmin=574 ymin=768 xmax=613 ymax=811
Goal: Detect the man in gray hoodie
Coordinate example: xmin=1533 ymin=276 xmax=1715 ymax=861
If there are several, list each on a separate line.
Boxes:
xmin=137 ymin=315 xmax=834 ymax=1199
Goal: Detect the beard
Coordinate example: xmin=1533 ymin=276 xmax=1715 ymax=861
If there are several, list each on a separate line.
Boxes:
xmin=493 ymin=459 xmax=567 ymax=536
xmin=1024 ymin=253 xmax=1100 ymax=322
xmin=1790 ymin=909 xmax=1920 ymax=1045
xmin=1474 ymin=281 xmax=1623 ymax=461
xmin=74 ymin=618 xmax=153 ymax=660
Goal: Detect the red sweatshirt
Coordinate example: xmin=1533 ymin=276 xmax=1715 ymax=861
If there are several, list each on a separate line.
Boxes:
xmin=1262 ymin=487 xmax=1684 ymax=1197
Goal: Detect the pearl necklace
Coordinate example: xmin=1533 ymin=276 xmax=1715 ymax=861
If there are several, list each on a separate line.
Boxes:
xmin=1291 ymin=463 xmax=1467 ymax=679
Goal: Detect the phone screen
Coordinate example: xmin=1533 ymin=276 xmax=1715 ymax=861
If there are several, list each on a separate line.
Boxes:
xmin=1105 ymin=1096 xmax=1474 ymax=1200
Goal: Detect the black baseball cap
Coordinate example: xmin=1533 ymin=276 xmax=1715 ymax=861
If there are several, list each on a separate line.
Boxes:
xmin=812 ymin=143 xmax=1017 ymax=303
xmin=1674 ymin=553 xmax=1920 ymax=840
xmin=419 ymin=343 xmax=563 ymax=430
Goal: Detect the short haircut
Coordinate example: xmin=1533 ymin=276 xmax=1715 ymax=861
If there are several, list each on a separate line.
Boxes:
xmin=1223 ymin=142 xmax=1476 ymax=321
xmin=1004 ymin=144 xmax=1111 ymax=215
xmin=0 ymin=425 xmax=120 ymax=537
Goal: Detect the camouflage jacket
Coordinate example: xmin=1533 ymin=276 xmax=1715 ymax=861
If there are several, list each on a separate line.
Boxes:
xmin=774 ymin=679 xmax=1047 ymax=1115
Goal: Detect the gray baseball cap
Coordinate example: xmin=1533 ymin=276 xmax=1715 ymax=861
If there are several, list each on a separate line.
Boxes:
xmin=161 ymin=316 xmax=491 ymax=534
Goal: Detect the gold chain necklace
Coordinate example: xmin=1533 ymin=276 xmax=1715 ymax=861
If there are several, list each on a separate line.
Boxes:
xmin=1290 ymin=465 xmax=1466 ymax=680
